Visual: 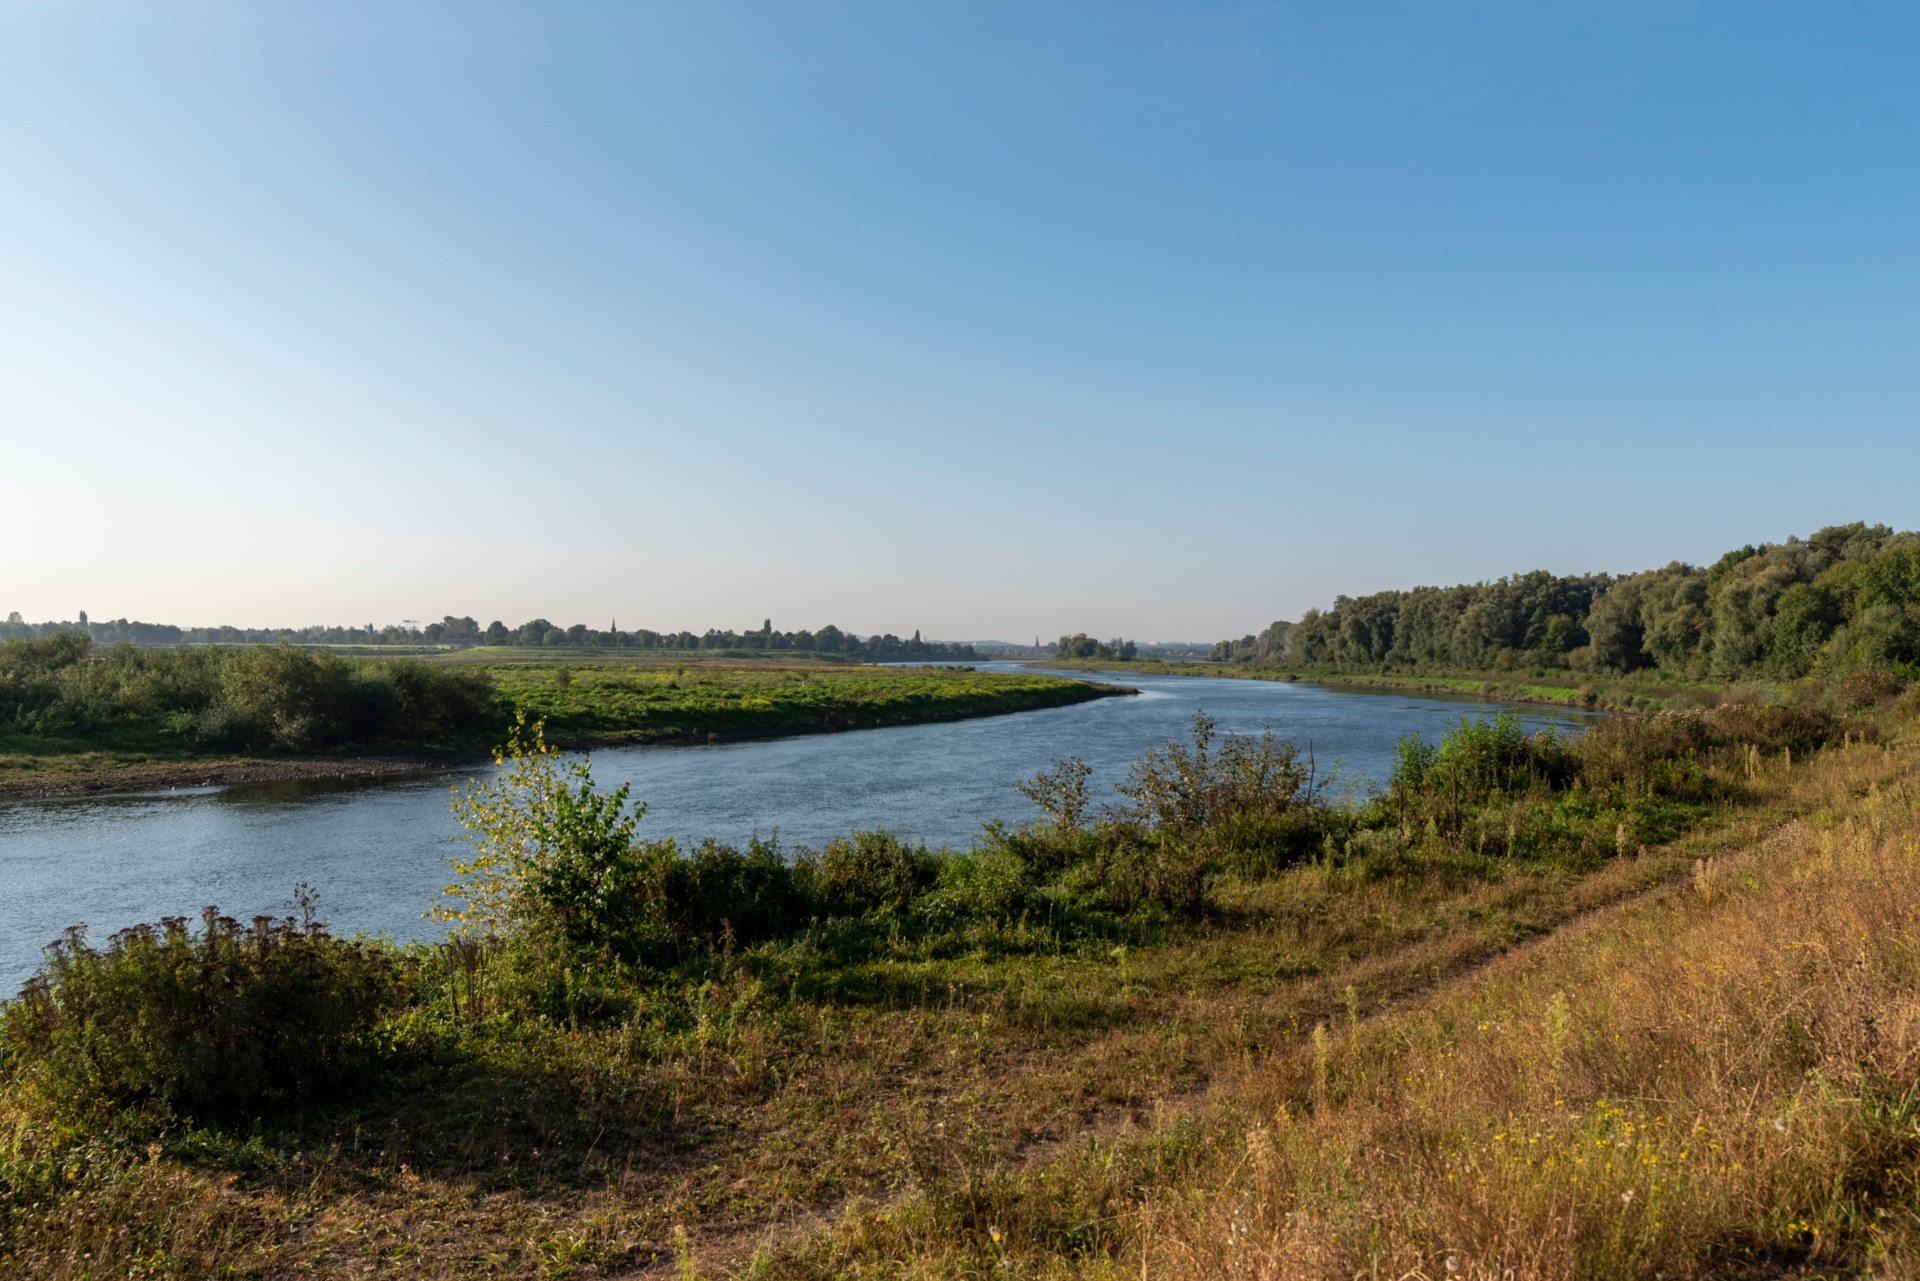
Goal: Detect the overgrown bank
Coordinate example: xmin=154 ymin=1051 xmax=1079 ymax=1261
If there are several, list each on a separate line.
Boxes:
xmin=1 ymin=676 xmax=1912 ymax=1277
xmin=0 ymin=637 xmax=1123 ymax=798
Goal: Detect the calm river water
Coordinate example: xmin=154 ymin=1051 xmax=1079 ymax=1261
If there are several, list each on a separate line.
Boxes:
xmin=0 ymin=665 xmax=1598 ymax=988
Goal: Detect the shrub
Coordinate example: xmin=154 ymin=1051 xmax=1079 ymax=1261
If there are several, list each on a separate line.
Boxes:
xmin=1573 ymin=712 xmax=1715 ymax=802
xmin=915 ymin=846 xmax=1037 ymax=927
xmin=1837 ymin=666 xmax=1904 ymax=709
xmin=218 ymin=645 xmax=368 ymax=749
xmin=1015 ymin=756 xmax=1093 ymax=832
xmin=1202 ymin=805 xmax=1326 ymax=876
xmin=1058 ymin=824 xmax=1206 ymax=919
xmin=1119 ymin=712 xmax=1314 ymax=831
xmin=190 ymin=698 xmax=263 ymax=751
xmin=1699 ymin=703 xmax=1845 ymax=753
xmin=1001 ymin=716 xmax=1330 ymax=898
xmin=382 ymin=660 xmax=498 ymax=738
xmin=441 ymin=715 xmax=654 ymax=959
xmin=0 ymin=630 xmax=91 ymax=676
xmin=1388 ymin=714 xmax=1581 ymax=839
xmin=652 ymin=836 xmax=805 ymax=947
xmin=986 ymin=819 xmax=1109 ymax=884
xmin=794 ymin=830 xmax=939 ymax=918
xmin=0 ymin=894 xmax=402 ymax=1119
xmin=0 ymin=633 xmax=91 ymax=730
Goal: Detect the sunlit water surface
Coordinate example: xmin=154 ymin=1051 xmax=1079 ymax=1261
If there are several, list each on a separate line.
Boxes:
xmin=0 ymin=665 xmax=1598 ymax=988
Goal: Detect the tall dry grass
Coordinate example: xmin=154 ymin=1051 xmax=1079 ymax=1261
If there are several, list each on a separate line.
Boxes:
xmin=1135 ymin=743 xmax=1920 ymax=1279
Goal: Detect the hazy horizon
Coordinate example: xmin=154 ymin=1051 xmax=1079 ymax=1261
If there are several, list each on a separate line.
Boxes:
xmin=5 ymin=3 xmax=1916 ymax=638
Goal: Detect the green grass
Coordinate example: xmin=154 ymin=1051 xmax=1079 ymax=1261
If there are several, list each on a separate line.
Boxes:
xmin=489 ymin=662 xmax=1126 ymax=746
xmin=0 ymin=661 xmax=1125 ymax=796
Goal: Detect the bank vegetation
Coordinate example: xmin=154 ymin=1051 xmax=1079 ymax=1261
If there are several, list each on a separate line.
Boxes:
xmin=2 ymin=667 xmax=1914 ymax=1276
xmin=0 ymin=639 xmax=1116 ymax=797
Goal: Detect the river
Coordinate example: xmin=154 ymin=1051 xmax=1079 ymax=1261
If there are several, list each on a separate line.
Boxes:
xmin=0 ymin=665 xmax=1598 ymax=988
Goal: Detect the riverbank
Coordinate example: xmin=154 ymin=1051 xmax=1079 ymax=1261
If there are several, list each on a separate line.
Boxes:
xmin=0 ymin=666 xmax=1131 ymax=802
xmin=3 ymin=693 xmax=1911 ymax=1278
xmin=1035 ymin=657 xmax=1772 ymax=711
xmin=0 ymin=752 xmax=463 ymax=802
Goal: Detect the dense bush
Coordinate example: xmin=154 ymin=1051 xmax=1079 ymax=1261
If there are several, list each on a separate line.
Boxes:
xmin=1054 ymin=824 xmax=1207 ymax=918
xmin=652 ymin=836 xmax=809 ymax=947
xmin=0 ymin=897 xmax=404 ymax=1119
xmin=1099 ymin=712 xmax=1326 ymax=877
xmin=1368 ymin=703 xmax=1860 ymax=865
xmin=0 ymin=634 xmax=496 ymax=749
xmin=1389 ymin=712 xmax=1581 ymax=809
xmin=914 ymin=846 xmax=1037 ymax=927
xmin=1117 ymin=712 xmax=1313 ymax=831
xmin=794 ymin=830 xmax=940 ymax=918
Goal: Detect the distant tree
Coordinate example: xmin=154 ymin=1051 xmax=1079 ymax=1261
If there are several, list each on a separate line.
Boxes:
xmin=1056 ymin=634 xmax=1101 ymax=660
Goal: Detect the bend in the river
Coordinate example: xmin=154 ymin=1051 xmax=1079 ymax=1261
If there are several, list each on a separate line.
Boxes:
xmin=0 ymin=663 xmax=1600 ymax=988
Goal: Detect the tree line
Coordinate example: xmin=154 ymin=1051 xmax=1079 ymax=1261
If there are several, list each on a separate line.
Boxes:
xmin=1210 ymin=522 xmax=1920 ymax=681
xmin=0 ymin=613 xmax=978 ymax=662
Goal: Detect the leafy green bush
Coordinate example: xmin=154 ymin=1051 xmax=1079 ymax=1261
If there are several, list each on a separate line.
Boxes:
xmin=380 ymin=659 xmax=498 ymax=739
xmin=442 ymin=717 xmax=660 ymax=962
xmin=1118 ymin=712 xmax=1313 ymax=832
xmin=1056 ymin=824 xmax=1206 ymax=918
xmin=914 ymin=846 xmax=1037 ymax=927
xmin=1391 ymin=712 xmax=1580 ymax=807
xmin=0 ymin=634 xmax=496 ymax=749
xmin=445 ymin=720 xmax=813 ymax=967
xmin=794 ymin=830 xmax=939 ymax=918
xmin=0 ymin=897 xmax=403 ymax=1119
xmin=217 ymin=645 xmax=370 ymax=749
xmin=987 ymin=715 xmax=1329 ymax=912
xmin=1015 ymin=756 xmax=1093 ymax=832
xmin=217 ymin=648 xmax=495 ymax=750
xmin=652 ymin=836 xmax=806 ymax=947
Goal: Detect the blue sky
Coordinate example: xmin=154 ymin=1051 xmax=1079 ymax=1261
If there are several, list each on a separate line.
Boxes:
xmin=3 ymin=2 xmax=1915 ymax=640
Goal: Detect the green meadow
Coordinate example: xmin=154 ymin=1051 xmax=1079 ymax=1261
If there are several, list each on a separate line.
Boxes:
xmin=0 ymin=638 xmax=1121 ymax=797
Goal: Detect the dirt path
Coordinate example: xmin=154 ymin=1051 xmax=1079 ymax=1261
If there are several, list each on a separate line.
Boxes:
xmin=620 ymin=745 xmax=1915 ymax=1278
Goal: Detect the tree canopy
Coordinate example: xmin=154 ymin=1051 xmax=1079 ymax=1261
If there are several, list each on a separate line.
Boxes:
xmin=1213 ymin=522 xmax=1920 ymax=681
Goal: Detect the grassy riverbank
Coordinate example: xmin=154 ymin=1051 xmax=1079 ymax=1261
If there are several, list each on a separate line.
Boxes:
xmin=3 ymin=684 xmax=1914 ymax=1278
xmin=483 ymin=662 xmax=1125 ymax=746
xmin=1038 ymin=656 xmax=1789 ymax=712
xmin=0 ymin=637 xmax=1122 ymax=798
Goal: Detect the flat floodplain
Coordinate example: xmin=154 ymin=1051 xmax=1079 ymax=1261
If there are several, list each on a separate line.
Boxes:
xmin=482 ymin=660 xmax=1130 ymax=746
xmin=0 ymin=654 xmax=1124 ymax=800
